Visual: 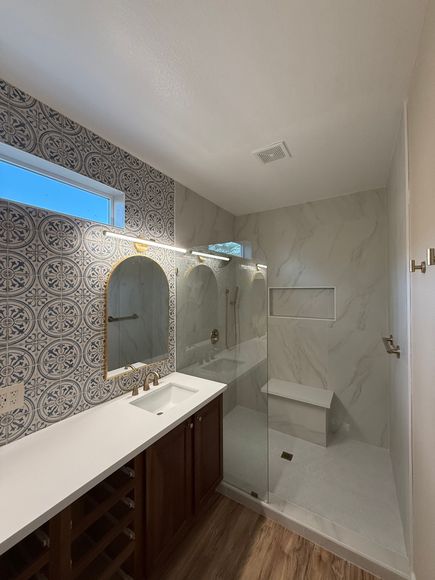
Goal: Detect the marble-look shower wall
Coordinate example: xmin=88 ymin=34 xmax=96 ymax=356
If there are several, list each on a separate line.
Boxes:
xmin=176 ymin=256 xmax=239 ymax=371
xmin=175 ymin=183 xmax=235 ymax=248
xmin=0 ymin=79 xmax=175 ymax=445
xmin=176 ymin=253 xmax=267 ymax=419
xmin=235 ymin=189 xmax=389 ymax=447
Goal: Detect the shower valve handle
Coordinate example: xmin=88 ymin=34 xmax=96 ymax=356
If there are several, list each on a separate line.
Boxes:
xmin=382 ymin=335 xmax=401 ymax=358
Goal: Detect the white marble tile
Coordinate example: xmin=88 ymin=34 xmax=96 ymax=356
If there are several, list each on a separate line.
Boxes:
xmin=235 ymin=360 xmax=267 ymax=413
xmin=268 ymin=395 xmax=328 ymax=446
xmin=235 ymin=189 xmax=389 ymax=448
xmin=268 ymin=317 xmax=329 ymax=388
xmin=176 ymin=251 xmax=267 ymax=378
xmin=270 ymin=287 xmax=335 ymax=319
xmin=175 ymin=182 xmax=235 ymax=248
xmin=267 ymin=427 xmax=406 ymax=555
xmin=223 ymin=406 xmax=407 ymax=559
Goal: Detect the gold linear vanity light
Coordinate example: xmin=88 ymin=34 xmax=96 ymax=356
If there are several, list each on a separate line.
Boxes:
xmin=191 ymin=251 xmax=231 ymax=262
xmin=103 ymin=231 xmax=187 ymax=253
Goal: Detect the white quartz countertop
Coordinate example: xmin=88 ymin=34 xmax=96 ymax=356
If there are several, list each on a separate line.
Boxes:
xmin=0 ymin=372 xmax=226 ymax=555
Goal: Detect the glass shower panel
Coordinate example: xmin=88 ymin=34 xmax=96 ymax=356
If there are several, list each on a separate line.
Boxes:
xmin=176 ymin=247 xmax=268 ymax=501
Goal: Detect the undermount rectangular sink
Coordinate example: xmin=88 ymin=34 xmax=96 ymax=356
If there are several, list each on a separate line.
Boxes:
xmin=202 ymin=358 xmax=242 ymax=373
xmin=130 ymin=383 xmax=198 ymax=415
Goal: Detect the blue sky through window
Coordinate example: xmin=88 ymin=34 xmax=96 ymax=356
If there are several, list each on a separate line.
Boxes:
xmin=0 ymin=159 xmax=111 ymax=224
xmin=208 ymin=241 xmax=243 ymax=256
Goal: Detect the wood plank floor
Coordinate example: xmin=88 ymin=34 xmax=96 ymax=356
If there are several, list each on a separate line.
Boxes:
xmin=156 ymin=495 xmax=379 ymax=580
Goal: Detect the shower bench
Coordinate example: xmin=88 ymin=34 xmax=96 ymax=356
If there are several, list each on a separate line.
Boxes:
xmin=261 ymin=379 xmax=334 ymax=447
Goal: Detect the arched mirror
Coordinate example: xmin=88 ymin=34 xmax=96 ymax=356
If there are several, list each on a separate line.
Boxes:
xmin=105 ymin=255 xmax=169 ymax=377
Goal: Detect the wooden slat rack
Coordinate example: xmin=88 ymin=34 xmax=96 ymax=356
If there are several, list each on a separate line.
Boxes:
xmin=0 ymin=457 xmax=143 ymax=580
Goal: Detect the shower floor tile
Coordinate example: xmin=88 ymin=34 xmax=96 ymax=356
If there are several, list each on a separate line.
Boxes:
xmin=223 ymin=405 xmax=407 ymax=560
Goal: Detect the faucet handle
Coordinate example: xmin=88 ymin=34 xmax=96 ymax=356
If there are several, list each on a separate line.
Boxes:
xmin=126 ymin=365 xmax=140 ymax=396
xmin=144 ymin=371 xmax=160 ymax=391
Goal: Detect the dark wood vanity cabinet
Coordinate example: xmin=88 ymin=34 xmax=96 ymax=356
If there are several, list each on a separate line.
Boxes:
xmin=0 ymin=395 xmax=222 ymax=580
xmin=145 ymin=395 xmax=223 ymax=575
xmin=193 ymin=395 xmax=223 ymax=512
xmin=145 ymin=419 xmax=194 ymax=573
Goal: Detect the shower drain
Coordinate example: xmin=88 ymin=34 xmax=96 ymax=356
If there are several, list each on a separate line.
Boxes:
xmin=281 ymin=451 xmax=294 ymax=461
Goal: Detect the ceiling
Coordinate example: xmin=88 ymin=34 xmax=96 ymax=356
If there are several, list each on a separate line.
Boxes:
xmin=0 ymin=1 xmax=427 ymax=215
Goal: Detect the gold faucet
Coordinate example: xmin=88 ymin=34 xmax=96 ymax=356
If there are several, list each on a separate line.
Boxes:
xmin=144 ymin=371 xmax=160 ymax=391
xmin=127 ymin=365 xmax=141 ymax=397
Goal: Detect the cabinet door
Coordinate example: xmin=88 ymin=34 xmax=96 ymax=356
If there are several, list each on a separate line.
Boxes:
xmin=145 ymin=419 xmax=194 ymax=573
xmin=193 ymin=395 xmax=223 ymax=512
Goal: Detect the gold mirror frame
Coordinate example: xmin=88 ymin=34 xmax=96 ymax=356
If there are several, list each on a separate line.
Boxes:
xmin=104 ymin=253 xmax=170 ymax=380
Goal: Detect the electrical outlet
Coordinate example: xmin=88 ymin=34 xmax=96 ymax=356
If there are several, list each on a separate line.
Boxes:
xmin=0 ymin=383 xmax=24 ymax=414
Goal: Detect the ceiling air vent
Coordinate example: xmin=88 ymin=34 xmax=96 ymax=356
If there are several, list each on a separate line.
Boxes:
xmin=252 ymin=141 xmax=291 ymax=164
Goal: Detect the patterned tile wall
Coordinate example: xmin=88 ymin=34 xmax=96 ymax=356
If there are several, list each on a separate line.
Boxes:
xmin=0 ymin=79 xmax=175 ymax=445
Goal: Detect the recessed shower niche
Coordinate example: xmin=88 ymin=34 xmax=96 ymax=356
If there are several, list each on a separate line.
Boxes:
xmin=269 ymin=287 xmax=335 ymax=320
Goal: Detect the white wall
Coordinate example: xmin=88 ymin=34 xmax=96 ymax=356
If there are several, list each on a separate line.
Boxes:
xmin=386 ymin=112 xmax=411 ymax=554
xmin=407 ymin=1 xmax=435 ymax=576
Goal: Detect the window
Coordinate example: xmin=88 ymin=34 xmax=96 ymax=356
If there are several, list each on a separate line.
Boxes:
xmin=208 ymin=241 xmax=243 ymax=257
xmin=0 ymin=142 xmax=124 ymax=226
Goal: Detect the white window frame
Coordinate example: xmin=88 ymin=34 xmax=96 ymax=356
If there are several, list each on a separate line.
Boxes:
xmin=0 ymin=142 xmax=125 ymax=227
